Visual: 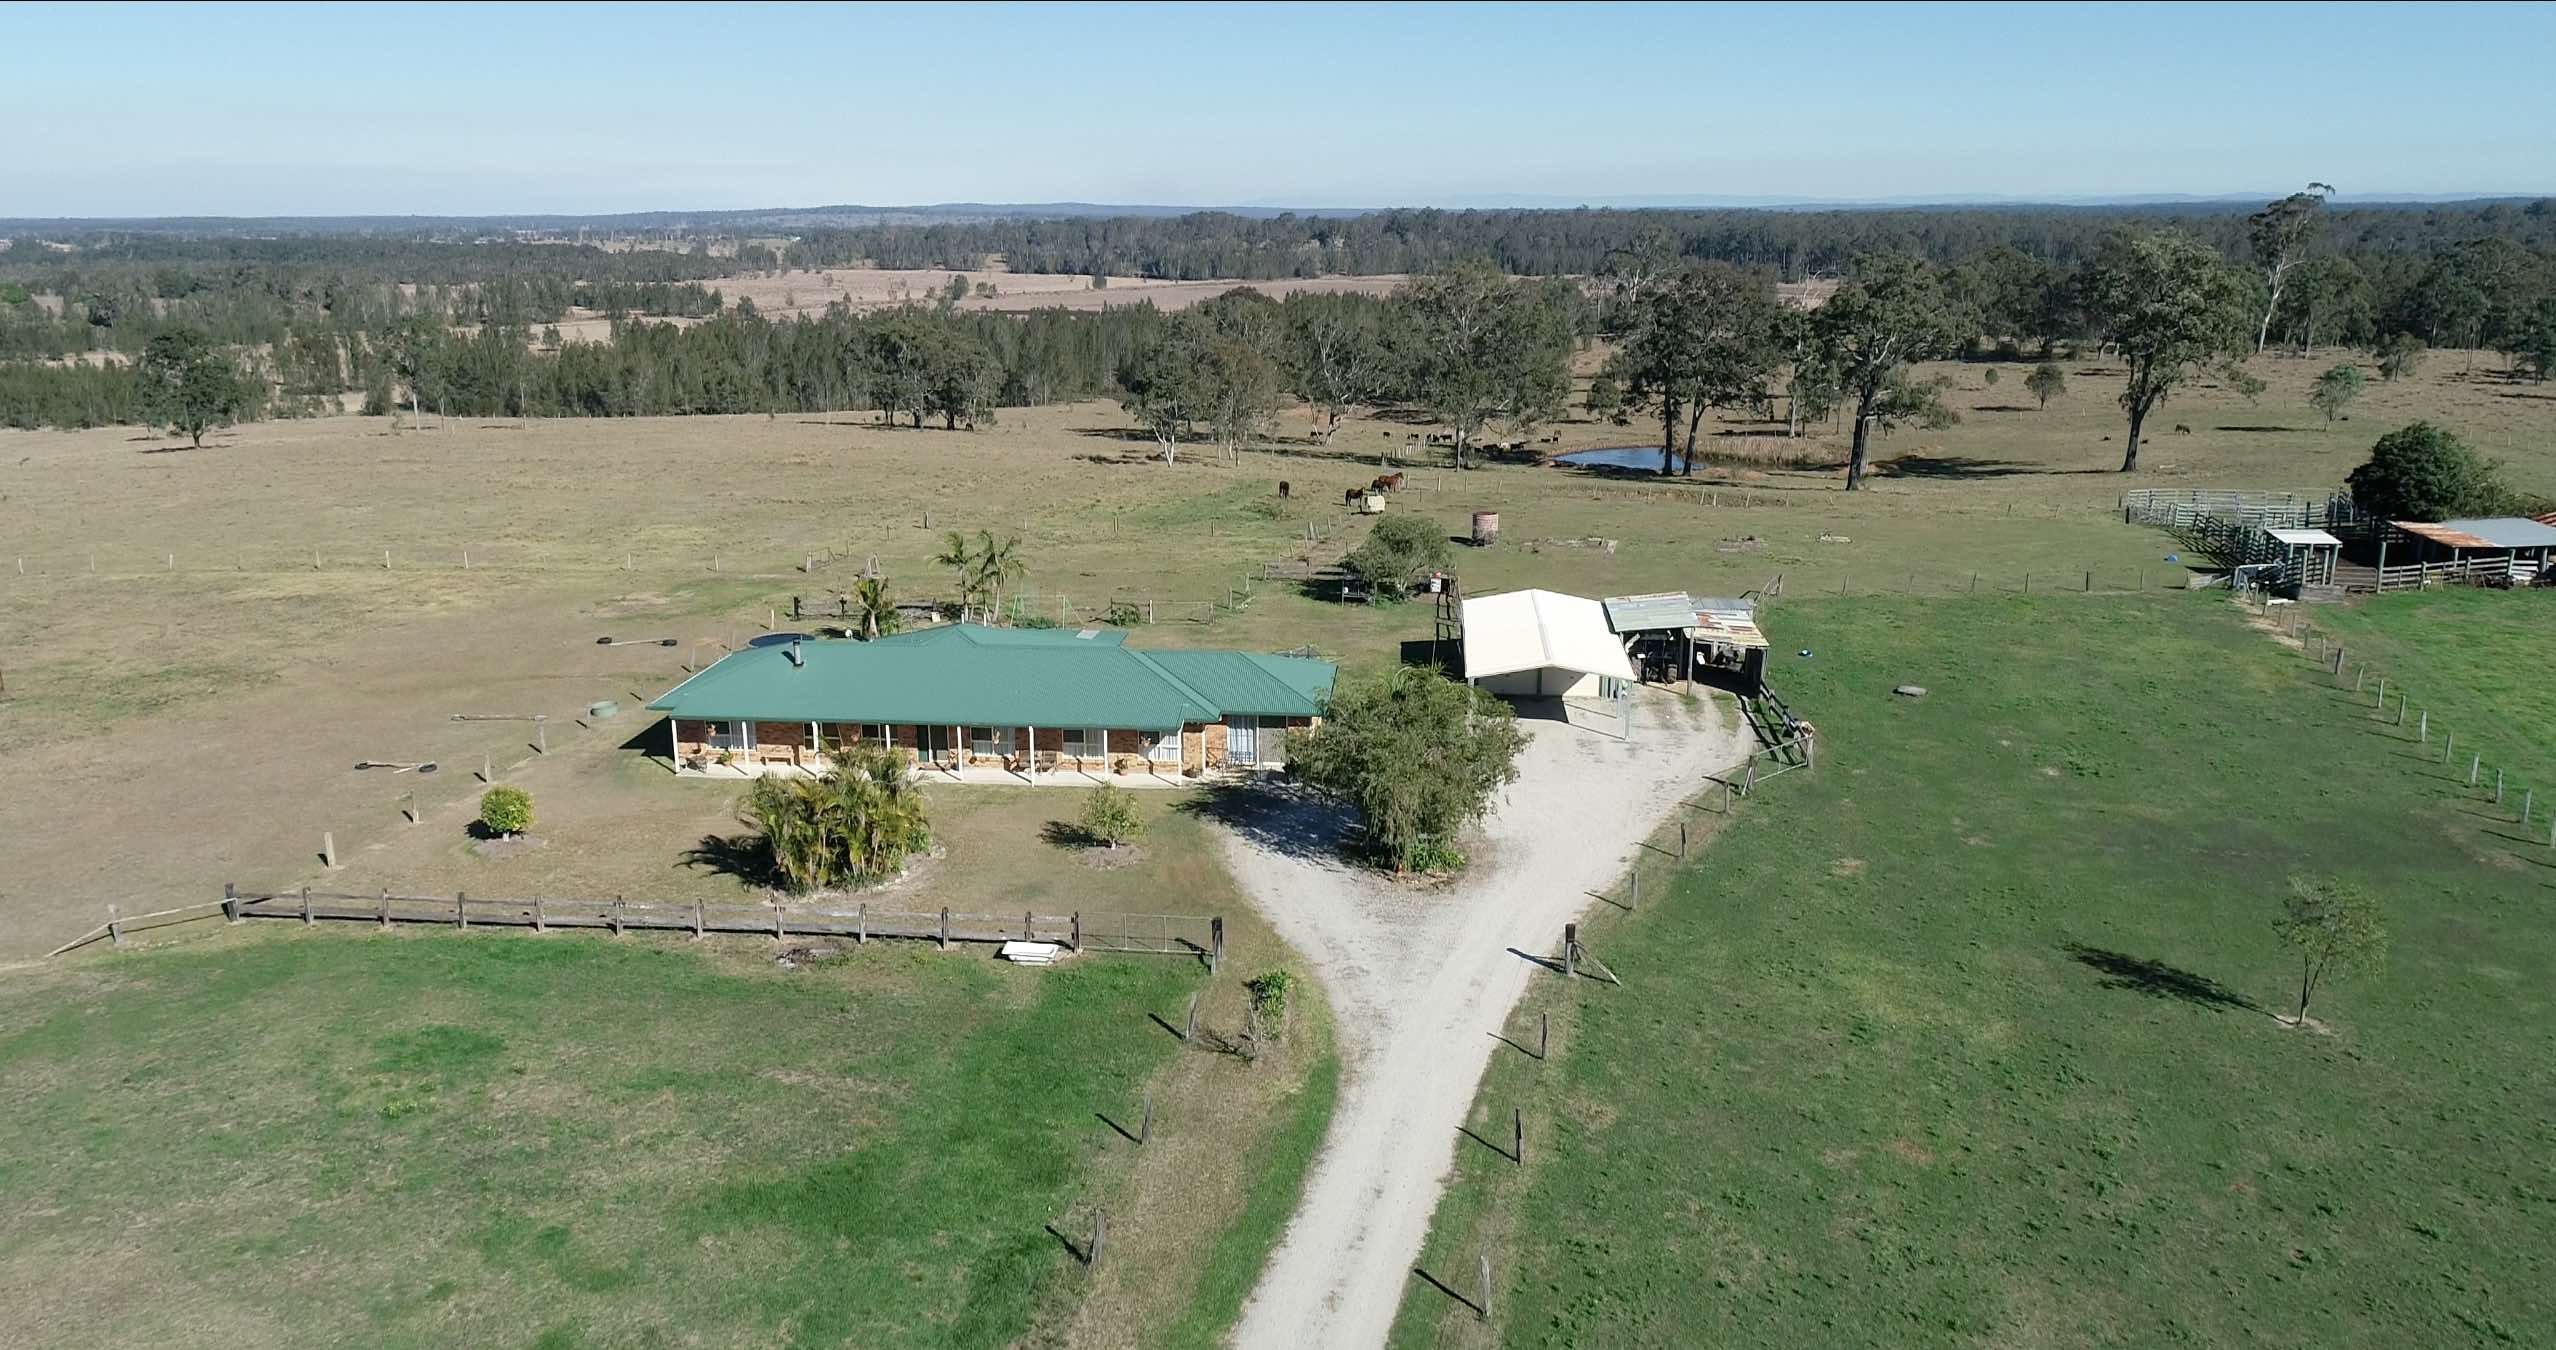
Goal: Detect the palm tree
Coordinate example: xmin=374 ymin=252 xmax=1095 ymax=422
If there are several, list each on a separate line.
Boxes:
xmin=851 ymin=576 xmax=900 ymax=640
xmin=745 ymin=747 xmax=931 ymax=891
xmin=934 ymin=531 xmax=982 ymax=621
xmin=971 ymin=531 xmax=1029 ymax=624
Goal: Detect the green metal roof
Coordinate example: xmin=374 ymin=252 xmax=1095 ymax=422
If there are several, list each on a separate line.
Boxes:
xmin=1142 ymin=650 xmax=1332 ymax=717
xmin=647 ymin=624 xmax=1332 ymax=729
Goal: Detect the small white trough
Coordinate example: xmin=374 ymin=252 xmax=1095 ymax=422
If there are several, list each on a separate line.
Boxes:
xmin=1000 ymin=940 xmax=1065 ymax=966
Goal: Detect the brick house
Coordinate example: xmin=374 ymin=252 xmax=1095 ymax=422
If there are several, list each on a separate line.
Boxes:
xmin=647 ymin=623 xmax=1334 ymax=782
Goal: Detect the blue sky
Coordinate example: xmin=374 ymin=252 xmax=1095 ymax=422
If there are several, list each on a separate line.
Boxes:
xmin=6 ymin=1 xmax=2553 ymax=217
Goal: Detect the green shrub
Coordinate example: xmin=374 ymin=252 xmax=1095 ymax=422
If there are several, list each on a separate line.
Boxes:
xmin=1245 ymin=969 xmax=1295 ymax=1036
xmin=745 ymin=746 xmax=931 ymax=892
xmin=1102 ymin=600 xmax=1146 ymax=627
xmin=478 ymin=786 xmax=534 ymax=837
xmin=1343 ymin=514 xmax=1453 ymax=600
xmin=1080 ymin=784 xmax=1144 ymax=848
xmin=2346 ymin=421 xmax=2508 ymax=520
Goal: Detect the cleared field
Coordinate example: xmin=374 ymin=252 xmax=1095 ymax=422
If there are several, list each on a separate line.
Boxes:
xmin=1392 ymin=595 xmax=2555 ymax=1348
xmin=3 ymin=347 xmax=2550 ymax=956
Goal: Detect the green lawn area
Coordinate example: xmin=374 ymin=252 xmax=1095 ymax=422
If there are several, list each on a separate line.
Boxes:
xmin=0 ymin=930 xmax=1202 ymax=1350
xmin=1394 ymin=594 xmax=2555 ymax=1349
xmin=2311 ymin=586 xmax=2556 ymax=803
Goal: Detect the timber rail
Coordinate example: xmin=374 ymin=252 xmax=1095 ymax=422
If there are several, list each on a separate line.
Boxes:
xmin=48 ymin=885 xmax=1223 ymax=968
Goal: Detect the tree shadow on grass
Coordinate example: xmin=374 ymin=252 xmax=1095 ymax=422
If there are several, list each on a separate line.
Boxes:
xmin=2061 ymin=941 xmax=2260 ymax=1013
xmin=1177 ymin=778 xmax=1359 ymax=865
xmin=1040 ymin=820 xmax=1104 ymax=850
xmin=684 ymin=832 xmax=782 ymax=888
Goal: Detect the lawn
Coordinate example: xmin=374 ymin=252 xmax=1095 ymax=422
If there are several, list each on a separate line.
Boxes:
xmin=1393 ymin=594 xmax=2555 ymax=1348
xmin=1 ymin=774 xmax=1336 ymax=1350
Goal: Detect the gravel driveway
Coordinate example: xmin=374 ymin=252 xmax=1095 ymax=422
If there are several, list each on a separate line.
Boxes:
xmin=1218 ymin=690 xmax=1751 ymax=1349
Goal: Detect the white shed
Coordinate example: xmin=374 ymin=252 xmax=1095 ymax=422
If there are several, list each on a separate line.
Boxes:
xmin=1460 ymin=589 xmax=1635 ymax=698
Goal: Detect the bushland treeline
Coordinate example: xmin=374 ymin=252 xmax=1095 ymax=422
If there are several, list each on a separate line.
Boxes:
xmin=6 ymin=196 xmax=2554 ymax=440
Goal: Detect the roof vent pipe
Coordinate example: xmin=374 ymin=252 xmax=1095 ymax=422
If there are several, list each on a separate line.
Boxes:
xmin=788 ymin=639 xmax=804 ymax=668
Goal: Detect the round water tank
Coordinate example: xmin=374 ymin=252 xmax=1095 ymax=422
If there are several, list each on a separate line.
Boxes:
xmin=1471 ymin=511 xmax=1500 ymax=546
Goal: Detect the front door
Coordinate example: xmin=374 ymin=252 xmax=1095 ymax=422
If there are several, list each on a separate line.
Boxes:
xmin=1225 ymin=716 xmax=1259 ymax=766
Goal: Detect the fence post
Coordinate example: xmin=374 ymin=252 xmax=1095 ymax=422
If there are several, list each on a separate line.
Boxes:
xmin=2525 ymin=788 xmax=2536 ymax=826
xmin=223 ymin=881 xmax=240 ymax=923
xmin=2418 ymin=710 xmax=2427 ymax=743
xmin=2495 ymin=769 xmax=2504 ymax=803
xmin=322 ymin=831 xmax=337 ymax=868
xmin=1538 ymin=1010 xmax=1549 ymax=1060
xmin=612 ymin=896 xmax=625 ymax=936
xmin=1185 ymin=991 xmax=1200 ymax=1042
xmin=457 ymin=890 xmax=468 ymax=929
xmin=1210 ymin=917 xmax=1225 ymax=975
xmin=1024 ymin=909 xmax=1034 ymax=941
xmin=939 ymin=907 xmax=950 ymax=950
xmin=2396 ymin=693 xmax=2407 ymax=725
xmin=1478 ymin=1251 xmax=1493 ymax=1324
xmin=378 ymin=888 xmax=390 ymax=929
xmin=2445 ymin=732 xmax=2454 ymax=764
xmin=1069 ymin=911 xmax=1081 ymax=951
xmin=1678 ymin=818 xmax=1687 ymax=858
xmin=1722 ymin=778 xmax=1732 ymax=813
xmin=1630 ymin=869 xmax=1639 ymax=910
xmin=1089 ymin=1211 xmax=1107 ymax=1270
xmin=775 ymin=905 xmax=787 ymax=940
xmin=2470 ymin=754 xmax=2481 ymax=787
xmin=695 ymin=899 xmax=706 ymax=938
xmin=301 ymin=885 xmax=314 ymax=925
xmin=2375 ymin=677 xmax=2384 ymax=707
xmin=108 ymin=903 xmax=124 ymax=947
xmin=1743 ymin=759 xmax=1757 ymax=795
xmin=1139 ymin=1091 xmax=1154 ymax=1145
xmin=1512 ymin=1107 xmax=1524 ymax=1165
xmin=1563 ymin=923 xmax=1578 ymax=979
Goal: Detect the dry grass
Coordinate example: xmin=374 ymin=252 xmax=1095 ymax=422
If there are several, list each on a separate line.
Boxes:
xmin=3 ymin=348 xmax=2549 ymax=956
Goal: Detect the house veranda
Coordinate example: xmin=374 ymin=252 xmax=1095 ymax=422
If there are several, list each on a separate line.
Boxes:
xmin=648 ymin=623 xmax=1333 ymax=786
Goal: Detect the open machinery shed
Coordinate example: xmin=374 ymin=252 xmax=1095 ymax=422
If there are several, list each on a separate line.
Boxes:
xmin=1604 ymin=591 xmax=1770 ymax=691
xmin=1460 ymin=589 xmax=1634 ymax=698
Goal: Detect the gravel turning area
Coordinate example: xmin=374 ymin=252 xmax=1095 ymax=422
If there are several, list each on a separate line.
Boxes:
xmin=1221 ymin=690 xmax=1750 ymax=1349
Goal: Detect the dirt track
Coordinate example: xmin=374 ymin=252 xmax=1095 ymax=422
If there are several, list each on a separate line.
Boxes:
xmin=1218 ymin=691 xmax=1748 ymax=1348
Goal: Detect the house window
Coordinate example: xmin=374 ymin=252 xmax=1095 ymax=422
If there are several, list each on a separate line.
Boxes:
xmin=863 ymin=724 xmax=889 ymax=745
xmin=1063 ymin=728 xmax=1101 ymax=759
xmin=702 ymin=721 xmax=747 ymax=750
xmin=970 ymin=726 xmax=1013 ymax=757
xmin=1147 ymin=731 xmax=1182 ymax=763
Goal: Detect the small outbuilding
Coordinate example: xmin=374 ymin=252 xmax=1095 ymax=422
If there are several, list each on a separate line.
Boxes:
xmin=1459 ymin=588 xmax=1634 ymax=699
xmin=2264 ymin=527 xmax=2344 ymax=588
xmin=1603 ymin=591 xmax=1770 ymax=692
xmin=2381 ymin=517 xmax=2556 ymax=586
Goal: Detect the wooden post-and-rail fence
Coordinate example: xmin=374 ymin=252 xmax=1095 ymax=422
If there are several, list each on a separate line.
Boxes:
xmin=47 ymin=886 xmax=1221 ymax=962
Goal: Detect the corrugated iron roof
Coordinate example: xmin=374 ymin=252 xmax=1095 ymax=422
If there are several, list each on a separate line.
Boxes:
xmin=2437 ymin=517 xmax=2556 ymax=548
xmin=2397 ymin=517 xmax=2556 ymax=550
xmin=1602 ymin=591 xmax=1705 ymax=634
xmin=647 ymin=624 xmax=1331 ymax=727
xmin=1465 ymin=590 xmax=1635 ymax=681
xmin=1692 ymin=606 xmax=1768 ymax=649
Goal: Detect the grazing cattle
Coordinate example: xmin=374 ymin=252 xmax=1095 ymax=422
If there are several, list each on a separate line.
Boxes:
xmin=1371 ymin=472 xmax=1406 ymax=493
xmin=1278 ymin=480 xmax=1291 ymax=499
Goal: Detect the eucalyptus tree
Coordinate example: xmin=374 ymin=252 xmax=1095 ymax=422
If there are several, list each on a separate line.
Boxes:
xmin=2085 ymin=230 xmax=2253 ymax=472
xmin=1605 ymin=263 xmax=1792 ymax=475
xmin=2247 ymin=184 xmax=2332 ymax=352
xmin=1393 ymin=260 xmax=1571 ymax=468
xmin=1811 ymin=253 xmax=1964 ymax=490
